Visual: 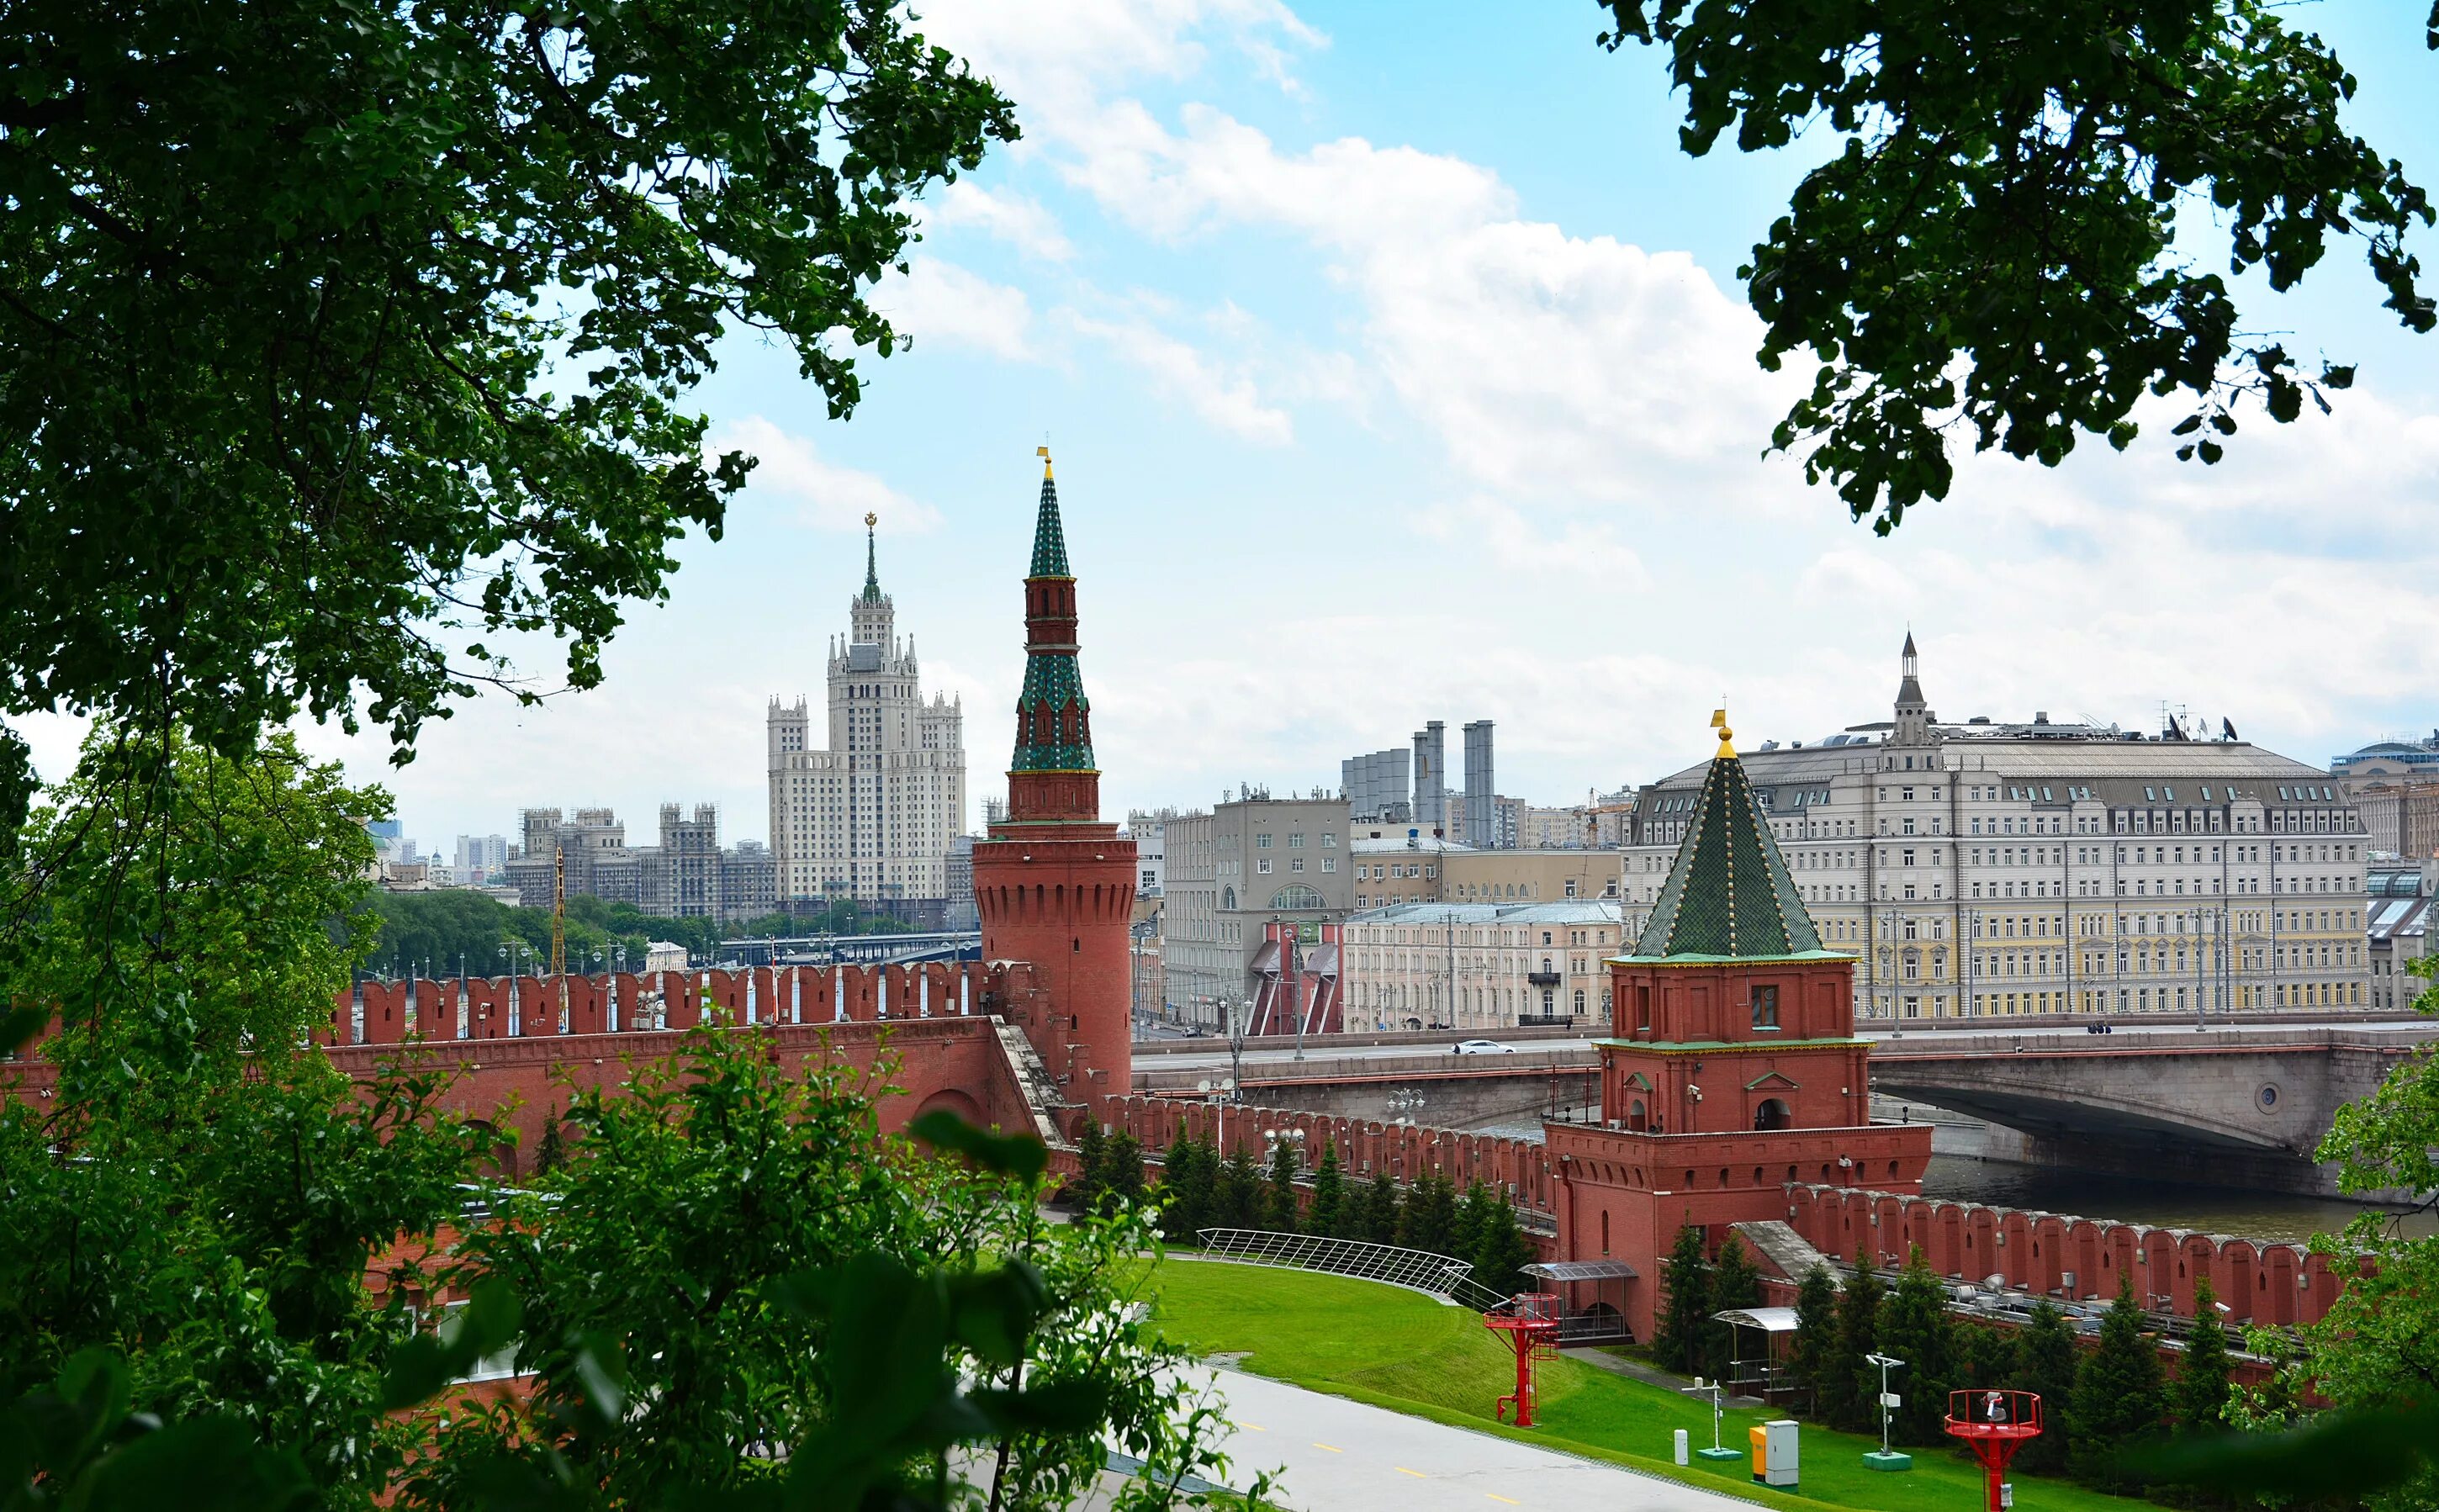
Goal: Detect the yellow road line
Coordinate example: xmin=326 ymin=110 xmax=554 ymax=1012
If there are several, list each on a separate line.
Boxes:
xmin=1486 ymin=1496 xmax=1521 ymax=1505
xmin=1313 ymin=1442 xmax=1343 ymax=1453
xmin=1235 ymin=1422 xmax=1265 ymax=1431
xmin=1394 ymin=1467 xmax=1428 ymax=1478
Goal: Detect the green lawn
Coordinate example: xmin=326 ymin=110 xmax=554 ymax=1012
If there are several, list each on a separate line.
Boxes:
xmin=1146 ymin=1258 xmax=2162 ymax=1512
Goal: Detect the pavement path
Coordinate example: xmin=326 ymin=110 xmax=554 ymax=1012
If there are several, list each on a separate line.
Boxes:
xmin=1182 ymin=1366 xmax=1759 ymax=1512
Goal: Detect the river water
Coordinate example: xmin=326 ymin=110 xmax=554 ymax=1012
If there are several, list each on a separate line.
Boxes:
xmin=1920 ymin=1153 xmax=2436 ymax=1243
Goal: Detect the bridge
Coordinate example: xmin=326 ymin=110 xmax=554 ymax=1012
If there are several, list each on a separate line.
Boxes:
xmin=713 ymin=930 xmax=980 ymax=967
xmin=1135 ymin=1016 xmax=2439 ymax=1197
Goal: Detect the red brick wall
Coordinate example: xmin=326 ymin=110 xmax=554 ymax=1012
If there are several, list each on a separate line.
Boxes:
xmin=1782 ymin=1183 xmax=2364 ymax=1326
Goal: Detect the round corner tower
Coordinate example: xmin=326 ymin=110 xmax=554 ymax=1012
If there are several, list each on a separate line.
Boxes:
xmin=973 ymin=449 xmax=1137 ymax=1119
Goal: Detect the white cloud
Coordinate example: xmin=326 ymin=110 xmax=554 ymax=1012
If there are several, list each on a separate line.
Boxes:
xmin=1417 ymin=498 xmax=1648 ymax=585
xmin=1066 ymin=309 xmax=1293 ymax=444
xmin=925 ymin=182 xmax=1076 ymax=262
xmin=706 ymin=416 xmax=944 ymax=532
xmin=872 ymin=258 xmax=1035 ymax=360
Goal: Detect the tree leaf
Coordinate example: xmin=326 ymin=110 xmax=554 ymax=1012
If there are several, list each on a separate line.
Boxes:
xmin=907 ymin=1108 xmax=1046 ymax=1181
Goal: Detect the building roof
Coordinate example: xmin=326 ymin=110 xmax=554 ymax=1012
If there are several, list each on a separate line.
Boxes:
xmin=1011 ymin=452 xmax=1093 ymax=775
xmin=1630 ymin=717 xmax=1827 ymax=961
xmin=1345 ymin=901 xmax=1622 ymax=927
xmin=1028 ymin=448 xmax=1071 ymax=579
xmin=1644 ymin=733 xmax=2340 ymax=796
xmin=1351 ymin=833 xmax=1476 ymax=854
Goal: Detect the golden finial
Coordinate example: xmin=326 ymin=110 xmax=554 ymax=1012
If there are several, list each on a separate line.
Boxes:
xmin=1712 ymin=706 xmax=1735 ymax=759
xmin=864 ymin=511 xmax=877 ymax=529
xmin=1036 ymin=443 xmax=1053 ymax=480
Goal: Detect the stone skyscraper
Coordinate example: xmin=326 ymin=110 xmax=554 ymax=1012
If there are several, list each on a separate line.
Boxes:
xmin=767 ymin=515 xmax=966 ymax=921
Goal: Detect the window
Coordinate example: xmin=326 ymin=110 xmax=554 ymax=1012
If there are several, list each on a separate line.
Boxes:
xmin=1289 ymin=858 xmax=1304 ymax=873
xmin=1751 ymin=984 xmax=1780 ymax=1028
xmin=1270 ymin=885 xmax=1325 ymax=910
xmin=1321 ymin=832 xmax=1336 ymax=847
xmin=1320 ymin=857 xmax=1335 ymax=873
xmin=1256 ymin=833 xmax=1272 ymax=849
xmin=1257 ymin=858 xmax=1272 ymax=874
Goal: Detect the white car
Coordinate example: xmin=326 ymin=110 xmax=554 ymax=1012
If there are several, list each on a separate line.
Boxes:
xmin=1452 ymin=1038 xmax=1516 ymax=1055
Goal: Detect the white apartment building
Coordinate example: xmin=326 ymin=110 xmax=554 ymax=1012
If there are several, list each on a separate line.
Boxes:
xmin=1339 ymin=901 xmax=1626 ymax=1031
xmin=767 ymin=520 xmax=965 ymax=918
xmin=1622 ymin=637 xmax=2372 ymax=1020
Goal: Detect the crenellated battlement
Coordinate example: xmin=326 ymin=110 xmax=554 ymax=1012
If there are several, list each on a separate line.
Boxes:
xmin=1780 ymin=1182 xmax=2366 ymax=1326
xmin=325 ymin=961 xmax=1039 ymax=1045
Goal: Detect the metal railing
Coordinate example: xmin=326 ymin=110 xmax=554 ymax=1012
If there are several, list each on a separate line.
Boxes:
xmin=1193 ymin=1228 xmax=1511 ymax=1312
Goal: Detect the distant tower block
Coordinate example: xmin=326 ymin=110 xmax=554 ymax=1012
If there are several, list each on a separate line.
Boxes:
xmin=971 ymin=448 xmax=1138 ymax=1117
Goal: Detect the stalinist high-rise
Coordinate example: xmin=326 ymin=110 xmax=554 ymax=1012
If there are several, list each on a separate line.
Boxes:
xmin=767 ymin=514 xmax=966 ymax=923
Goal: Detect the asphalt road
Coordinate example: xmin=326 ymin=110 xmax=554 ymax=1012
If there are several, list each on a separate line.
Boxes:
xmin=1181 ymin=1366 xmax=1758 ymax=1512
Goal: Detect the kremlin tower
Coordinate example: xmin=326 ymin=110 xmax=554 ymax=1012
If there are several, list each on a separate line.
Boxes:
xmin=1547 ymin=710 xmax=1931 ymax=1340
xmin=973 ymin=450 xmax=1137 ymax=1121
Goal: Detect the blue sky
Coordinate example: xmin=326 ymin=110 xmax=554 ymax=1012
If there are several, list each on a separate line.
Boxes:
xmin=49 ymin=2 xmax=2439 ymax=854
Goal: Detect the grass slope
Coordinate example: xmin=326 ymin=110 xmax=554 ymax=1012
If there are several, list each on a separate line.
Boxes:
xmin=1149 ymin=1258 xmax=2161 ymax=1512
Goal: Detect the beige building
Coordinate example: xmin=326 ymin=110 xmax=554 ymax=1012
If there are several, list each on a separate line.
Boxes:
xmin=1621 ymin=636 xmax=2372 ymax=1021
xmin=767 ymin=520 xmax=965 ymax=922
xmin=1348 ymin=830 xmax=1627 ymax=912
xmin=2333 ymin=737 xmax=2439 ymax=858
xmin=1447 ymin=848 xmax=1624 ymax=907
xmin=1339 ymin=901 xmax=1626 ymax=1031
xmin=1161 ymin=795 xmax=1352 ymax=1027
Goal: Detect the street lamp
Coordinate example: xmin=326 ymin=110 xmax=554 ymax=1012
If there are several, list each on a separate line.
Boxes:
xmin=1224 ymin=996 xmax=1251 ymax=1103
xmin=1386 ymin=1087 xmax=1426 ymax=1125
xmin=1865 ymin=1353 xmax=1907 ymax=1466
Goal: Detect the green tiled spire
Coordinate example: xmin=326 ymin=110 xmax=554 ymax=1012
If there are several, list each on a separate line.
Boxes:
xmin=1029 ymin=449 xmax=1071 ymax=578
xmin=1011 ymin=448 xmax=1094 ymax=775
xmin=860 ymin=511 xmax=882 ymax=602
xmin=1630 ymin=714 xmax=1827 ymax=961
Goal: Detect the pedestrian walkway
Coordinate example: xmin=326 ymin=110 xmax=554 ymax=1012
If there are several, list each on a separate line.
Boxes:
xmin=1169 ymin=1366 xmax=1761 ymax=1512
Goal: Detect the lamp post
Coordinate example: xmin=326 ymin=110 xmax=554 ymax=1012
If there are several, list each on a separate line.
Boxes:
xmin=497 ymin=941 xmax=532 ymax=1034
xmin=1224 ymin=996 xmax=1250 ymax=1104
xmin=1387 ymin=1087 xmax=1426 ymax=1126
xmin=1865 ymin=1352 xmax=1910 ymax=1469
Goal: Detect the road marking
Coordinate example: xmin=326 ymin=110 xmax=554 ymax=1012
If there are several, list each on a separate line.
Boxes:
xmin=1235 ymin=1422 xmax=1265 ymax=1431
xmin=1394 ymin=1467 xmax=1428 ymax=1478
xmin=1485 ymin=1497 xmax=1521 ymax=1505
xmin=1313 ymin=1442 xmax=1343 ymax=1453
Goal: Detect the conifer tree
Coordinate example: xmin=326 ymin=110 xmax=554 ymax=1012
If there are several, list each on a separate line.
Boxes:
xmin=1260 ymin=1137 xmax=1301 ymax=1232
xmin=1452 ymin=1179 xmax=1496 ymax=1270
xmin=2069 ymin=1276 xmax=2167 ymax=1491
xmin=2172 ymin=1277 xmax=2232 ymax=1436
xmin=533 ymin=1105 xmax=567 ymax=1176
xmin=1103 ymin=1130 xmax=1145 ymax=1213
xmin=1217 ymin=1144 xmax=1263 ymax=1230
xmin=1957 ymin=1324 xmax=2017 ymax=1405
xmin=1875 ymin=1245 xmax=1960 ymax=1446
xmin=1789 ymin=1264 xmax=1839 ymax=1409
xmin=1156 ymin=1131 xmax=1209 ymax=1245
xmin=1398 ymin=1171 xmax=1458 ymax=1254
xmin=1072 ymin=1119 xmax=1107 ymax=1213
xmin=1472 ymin=1192 xmax=1537 ymax=1301
xmin=1704 ymin=1234 xmax=1764 ymax=1382
xmin=1360 ymin=1171 xmax=1401 ymax=1245
xmin=2010 ymin=1299 xmax=2078 ymax=1475
xmin=1303 ymin=1139 xmax=1346 ymax=1238
xmin=1653 ymin=1223 xmax=1711 ymax=1375
xmin=1822 ymin=1251 xmax=1883 ymax=1433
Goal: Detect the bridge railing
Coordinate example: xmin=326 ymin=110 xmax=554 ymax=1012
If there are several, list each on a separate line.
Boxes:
xmin=1192 ymin=1228 xmax=1510 ymax=1312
